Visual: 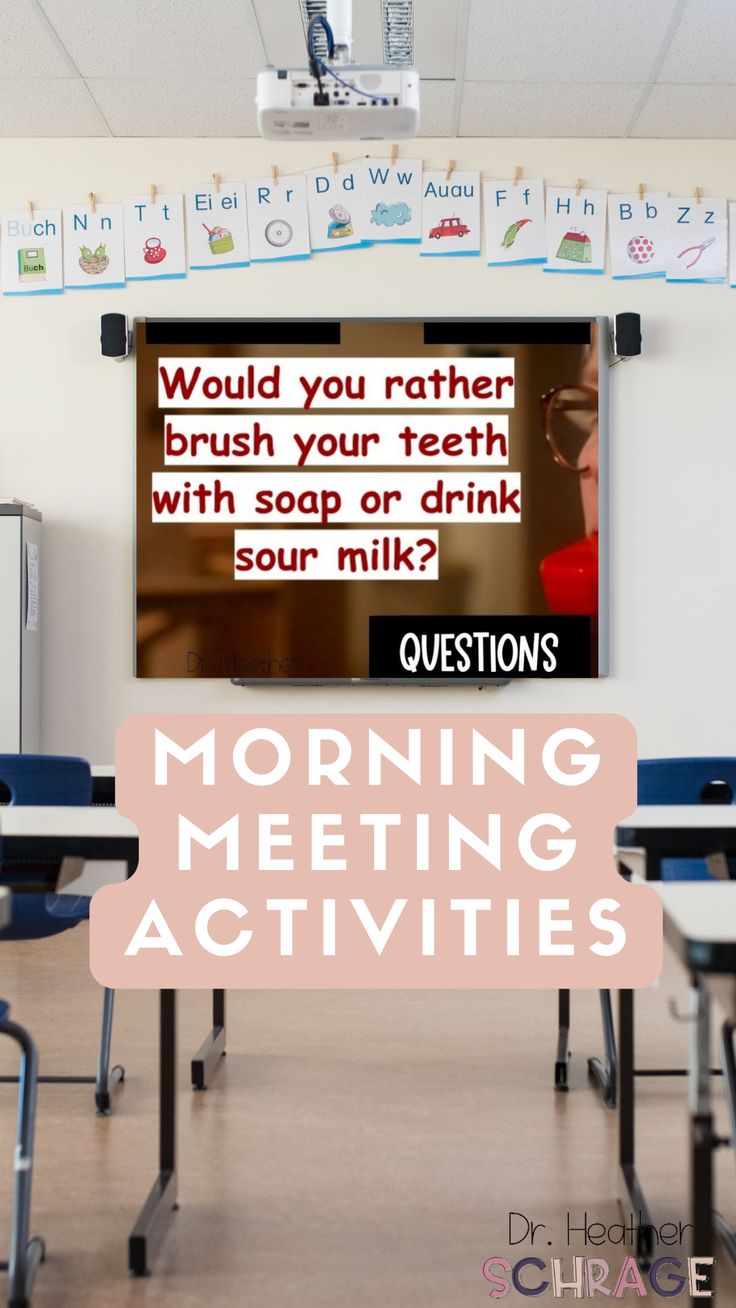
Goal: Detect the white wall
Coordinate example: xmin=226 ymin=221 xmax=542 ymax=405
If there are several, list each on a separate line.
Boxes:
xmin=1 ymin=136 xmax=734 ymax=760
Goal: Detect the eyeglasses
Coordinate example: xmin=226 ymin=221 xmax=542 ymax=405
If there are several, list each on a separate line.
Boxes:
xmin=540 ymin=383 xmax=598 ymax=473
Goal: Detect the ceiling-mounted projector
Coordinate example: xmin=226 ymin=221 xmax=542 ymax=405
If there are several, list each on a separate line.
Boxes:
xmin=256 ymin=0 xmax=420 ymax=140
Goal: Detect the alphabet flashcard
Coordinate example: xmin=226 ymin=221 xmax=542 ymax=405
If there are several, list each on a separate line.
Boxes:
xmin=63 ymin=203 xmax=125 ymax=289
xmin=186 ymin=182 xmax=250 ymax=270
xmin=730 ymin=203 xmax=736 ymax=288
xmin=545 ymin=188 xmax=607 ymax=275
xmin=123 ymin=194 xmax=186 ymax=280
xmin=306 ymin=164 xmax=366 ymax=252
xmin=420 ymin=171 xmax=480 ymax=257
xmin=358 ymin=158 xmax=423 ymax=243
xmin=483 ymin=179 xmax=547 ymax=266
xmin=607 ymin=193 xmax=667 ymax=279
xmin=665 ymin=196 xmax=727 ymax=283
xmin=245 ymin=174 xmax=311 ymax=262
xmin=1 ymin=208 xmax=64 ymax=295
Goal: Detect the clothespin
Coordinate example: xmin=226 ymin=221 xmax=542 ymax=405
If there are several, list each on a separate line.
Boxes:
xmin=27 ymin=199 xmax=34 ymax=219
xmin=513 ymin=165 xmax=522 ymax=187
xmin=445 ymin=159 xmax=456 ymax=182
xmin=88 ymin=191 xmax=96 ymax=214
xmin=390 ymin=143 xmax=398 ymax=167
xmin=212 ymin=172 xmax=221 ymax=194
xmin=271 ymin=163 xmax=279 ymax=187
xmin=149 ymin=183 xmax=157 ymax=205
xmin=694 ymin=186 xmax=701 ymax=205
xmin=331 ymin=152 xmax=339 ymax=174
xmin=638 ymin=182 xmax=644 ymax=201
xmin=575 ymin=178 xmax=583 ymax=198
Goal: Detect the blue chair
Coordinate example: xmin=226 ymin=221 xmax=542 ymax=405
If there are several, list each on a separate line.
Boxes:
xmin=0 ymin=755 xmax=123 ymax=1115
xmin=555 ymin=757 xmax=736 ymax=1105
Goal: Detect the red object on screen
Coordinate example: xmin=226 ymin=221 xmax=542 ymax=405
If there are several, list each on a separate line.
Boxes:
xmin=540 ymin=532 xmax=598 ymax=616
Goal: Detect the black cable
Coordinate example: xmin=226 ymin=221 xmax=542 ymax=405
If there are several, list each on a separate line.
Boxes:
xmin=306 ymin=14 xmax=389 ymax=106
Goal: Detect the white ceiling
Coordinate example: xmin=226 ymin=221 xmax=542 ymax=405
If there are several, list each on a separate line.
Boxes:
xmin=2 ymin=0 xmax=736 ymax=138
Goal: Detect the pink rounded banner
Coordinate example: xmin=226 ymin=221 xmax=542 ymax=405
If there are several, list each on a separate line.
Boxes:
xmin=89 ymin=713 xmax=661 ymax=990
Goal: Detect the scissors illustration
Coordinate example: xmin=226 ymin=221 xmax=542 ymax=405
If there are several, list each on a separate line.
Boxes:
xmin=676 ymin=235 xmax=716 ymax=269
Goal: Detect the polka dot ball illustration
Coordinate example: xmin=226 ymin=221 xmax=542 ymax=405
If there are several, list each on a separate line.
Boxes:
xmin=626 ymin=234 xmax=655 ymax=264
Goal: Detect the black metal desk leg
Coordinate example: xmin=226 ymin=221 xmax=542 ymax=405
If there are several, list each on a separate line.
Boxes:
xmin=690 ymin=981 xmax=715 ymax=1295
xmin=128 ymin=990 xmax=178 ymax=1277
xmin=191 ymin=989 xmax=227 ymax=1091
xmin=555 ymin=989 xmax=570 ymax=1091
xmin=618 ymin=989 xmax=655 ymax=1267
xmin=715 ymin=1020 xmax=736 ymax=1264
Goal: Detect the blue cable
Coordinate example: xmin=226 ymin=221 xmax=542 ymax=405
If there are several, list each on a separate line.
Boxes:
xmin=307 ymin=15 xmax=335 ymax=65
xmin=307 ymin=14 xmax=389 ymax=105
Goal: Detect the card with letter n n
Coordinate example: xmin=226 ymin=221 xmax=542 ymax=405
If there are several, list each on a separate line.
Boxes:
xmin=545 ymin=188 xmax=607 ymax=274
xmin=665 ymin=196 xmax=728 ymax=283
xmin=63 ymin=203 xmax=125 ymax=289
xmin=483 ymin=179 xmax=546 ymax=266
xmin=1 ymin=209 xmax=64 ymax=295
xmin=608 ymin=194 xmax=667 ymax=279
xmin=186 ymin=182 xmax=250 ymax=270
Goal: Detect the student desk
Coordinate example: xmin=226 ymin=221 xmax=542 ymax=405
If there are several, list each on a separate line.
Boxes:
xmin=615 ymin=807 xmax=736 ymax=1272
xmin=90 ymin=765 xmax=226 ymax=1091
xmin=0 ymin=805 xmax=173 ymax=1276
xmin=656 ymin=881 xmax=736 ymax=1293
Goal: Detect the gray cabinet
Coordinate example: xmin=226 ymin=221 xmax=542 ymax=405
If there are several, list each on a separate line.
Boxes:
xmin=0 ymin=502 xmax=41 ymax=753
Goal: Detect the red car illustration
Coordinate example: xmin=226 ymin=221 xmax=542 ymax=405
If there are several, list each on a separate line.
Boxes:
xmin=428 ymin=216 xmax=470 ymax=239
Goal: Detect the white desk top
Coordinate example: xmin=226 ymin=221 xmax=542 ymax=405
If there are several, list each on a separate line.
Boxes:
xmin=91 ymin=765 xmax=115 ymax=777
xmin=0 ymin=806 xmax=137 ymax=839
xmin=619 ymin=805 xmax=736 ymax=830
xmin=656 ymin=881 xmax=736 ymax=945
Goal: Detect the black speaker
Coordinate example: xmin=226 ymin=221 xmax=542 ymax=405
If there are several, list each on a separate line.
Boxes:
xmin=613 ymin=312 xmax=641 ymax=358
xmin=100 ymin=313 xmax=131 ymax=361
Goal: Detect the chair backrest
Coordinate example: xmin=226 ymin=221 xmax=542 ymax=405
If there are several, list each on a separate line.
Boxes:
xmin=638 ymin=758 xmax=736 ymax=806
xmin=638 ymin=758 xmax=736 ymax=881
xmin=0 ymin=756 xmax=93 ymax=940
xmin=0 ymin=755 xmax=92 ymax=807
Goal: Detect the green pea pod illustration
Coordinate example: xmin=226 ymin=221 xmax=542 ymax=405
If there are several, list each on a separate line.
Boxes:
xmin=501 ymin=218 xmax=531 ymax=249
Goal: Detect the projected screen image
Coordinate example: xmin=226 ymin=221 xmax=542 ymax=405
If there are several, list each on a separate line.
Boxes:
xmin=135 ymin=317 xmax=606 ymax=681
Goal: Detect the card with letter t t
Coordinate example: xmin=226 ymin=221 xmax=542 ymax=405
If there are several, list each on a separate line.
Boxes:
xmin=123 ymin=194 xmax=186 ymax=280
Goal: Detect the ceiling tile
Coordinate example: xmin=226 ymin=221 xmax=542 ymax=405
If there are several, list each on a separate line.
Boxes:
xmin=0 ymin=0 xmax=76 ymax=77
xmin=657 ymin=0 xmax=736 ymax=82
xmin=417 ymin=81 xmax=458 ymax=137
xmin=87 ymin=78 xmax=259 ymax=137
xmin=38 ymin=0 xmax=266 ymax=80
xmin=631 ymin=82 xmax=736 ymax=136
xmin=0 ymin=78 xmax=108 ymax=134
xmin=458 ymin=81 xmax=644 ymax=137
xmin=463 ymin=0 xmax=679 ymax=83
